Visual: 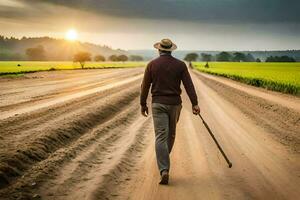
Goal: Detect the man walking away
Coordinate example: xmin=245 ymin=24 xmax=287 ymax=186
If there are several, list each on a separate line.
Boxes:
xmin=140 ymin=38 xmax=200 ymax=185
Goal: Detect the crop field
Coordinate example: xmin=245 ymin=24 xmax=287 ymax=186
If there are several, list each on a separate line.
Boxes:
xmin=0 ymin=61 xmax=146 ymax=74
xmin=193 ymin=62 xmax=300 ymax=95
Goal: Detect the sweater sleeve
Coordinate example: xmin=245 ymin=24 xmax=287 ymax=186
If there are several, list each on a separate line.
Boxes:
xmin=182 ymin=64 xmax=198 ymax=106
xmin=140 ymin=63 xmax=152 ymax=107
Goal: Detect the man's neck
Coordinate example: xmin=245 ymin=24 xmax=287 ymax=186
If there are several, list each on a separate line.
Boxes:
xmin=159 ymin=52 xmax=172 ymax=56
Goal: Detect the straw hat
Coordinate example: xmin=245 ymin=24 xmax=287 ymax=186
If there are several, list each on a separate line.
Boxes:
xmin=154 ymin=38 xmax=177 ymax=51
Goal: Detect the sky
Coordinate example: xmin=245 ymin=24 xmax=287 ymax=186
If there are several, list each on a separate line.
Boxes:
xmin=0 ymin=0 xmax=300 ymax=50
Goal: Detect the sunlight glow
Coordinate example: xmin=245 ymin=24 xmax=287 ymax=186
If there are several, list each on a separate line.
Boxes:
xmin=65 ymin=29 xmax=78 ymax=41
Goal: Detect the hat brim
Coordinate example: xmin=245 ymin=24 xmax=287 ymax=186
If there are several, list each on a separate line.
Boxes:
xmin=154 ymin=42 xmax=177 ymax=51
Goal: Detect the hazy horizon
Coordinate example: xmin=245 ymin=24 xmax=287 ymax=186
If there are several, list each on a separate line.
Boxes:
xmin=1 ymin=0 xmax=300 ymax=51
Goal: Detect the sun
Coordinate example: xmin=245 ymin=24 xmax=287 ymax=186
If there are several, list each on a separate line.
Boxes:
xmin=65 ymin=29 xmax=78 ymax=41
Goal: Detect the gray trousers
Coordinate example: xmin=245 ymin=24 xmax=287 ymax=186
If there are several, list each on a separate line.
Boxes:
xmin=152 ymin=103 xmax=182 ymax=174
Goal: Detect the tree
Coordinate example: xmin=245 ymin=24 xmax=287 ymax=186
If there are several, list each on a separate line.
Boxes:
xmin=232 ymin=52 xmax=247 ymax=62
xmin=184 ymin=53 xmax=199 ymax=62
xmin=130 ymin=55 xmax=144 ymax=61
xmin=216 ymin=52 xmax=232 ymax=62
xmin=266 ymin=56 xmax=275 ymax=62
xmin=117 ymin=54 xmax=128 ymax=62
xmin=108 ymin=55 xmax=118 ymax=61
xmin=280 ymin=55 xmax=296 ymax=62
xmin=73 ymin=51 xmax=91 ymax=68
xmin=246 ymin=53 xmax=256 ymax=62
xmin=201 ymin=53 xmax=212 ymax=62
xmin=0 ymin=35 xmax=5 ymax=46
xmin=26 ymin=45 xmax=46 ymax=61
xmin=94 ymin=54 xmax=105 ymax=62
xmin=266 ymin=55 xmax=295 ymax=62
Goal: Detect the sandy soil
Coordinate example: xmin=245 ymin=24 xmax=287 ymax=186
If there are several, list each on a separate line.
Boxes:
xmin=0 ymin=68 xmax=299 ymax=200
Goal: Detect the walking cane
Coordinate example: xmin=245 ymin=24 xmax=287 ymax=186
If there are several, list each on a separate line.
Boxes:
xmin=198 ymin=113 xmax=233 ymax=168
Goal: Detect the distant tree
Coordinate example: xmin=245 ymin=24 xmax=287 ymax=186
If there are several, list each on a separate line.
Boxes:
xmin=73 ymin=51 xmax=91 ymax=68
xmin=184 ymin=53 xmax=199 ymax=62
xmin=25 ymin=45 xmax=46 ymax=61
xmin=117 ymin=54 xmax=128 ymax=62
xmin=256 ymin=58 xmax=261 ymax=62
xmin=216 ymin=51 xmax=232 ymax=62
xmin=0 ymin=35 xmax=5 ymax=46
xmin=232 ymin=52 xmax=247 ymax=62
xmin=94 ymin=54 xmax=105 ymax=62
xmin=246 ymin=53 xmax=256 ymax=62
xmin=266 ymin=56 xmax=275 ymax=62
xmin=201 ymin=53 xmax=212 ymax=62
xmin=280 ymin=55 xmax=296 ymax=62
xmin=266 ymin=55 xmax=295 ymax=62
xmin=108 ymin=55 xmax=119 ymax=61
xmin=130 ymin=55 xmax=144 ymax=61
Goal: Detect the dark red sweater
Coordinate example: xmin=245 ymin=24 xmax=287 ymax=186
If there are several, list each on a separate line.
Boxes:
xmin=140 ymin=54 xmax=198 ymax=107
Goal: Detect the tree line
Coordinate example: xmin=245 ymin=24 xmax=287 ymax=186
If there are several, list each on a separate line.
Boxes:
xmin=184 ymin=52 xmax=296 ymax=62
xmin=73 ymin=51 xmax=144 ymax=68
xmin=23 ymin=45 xmax=143 ymax=64
xmin=0 ymin=35 xmax=132 ymax=61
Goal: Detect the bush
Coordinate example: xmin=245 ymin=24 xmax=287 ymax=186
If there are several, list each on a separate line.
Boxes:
xmin=94 ymin=55 xmax=105 ymax=62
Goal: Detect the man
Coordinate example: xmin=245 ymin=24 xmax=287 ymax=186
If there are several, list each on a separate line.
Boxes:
xmin=140 ymin=38 xmax=200 ymax=185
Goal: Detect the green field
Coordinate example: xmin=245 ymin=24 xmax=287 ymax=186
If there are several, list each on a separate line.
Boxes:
xmin=193 ymin=62 xmax=300 ymax=95
xmin=0 ymin=61 xmax=146 ymax=74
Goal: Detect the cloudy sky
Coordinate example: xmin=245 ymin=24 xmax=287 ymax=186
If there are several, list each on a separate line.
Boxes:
xmin=0 ymin=0 xmax=299 ymax=50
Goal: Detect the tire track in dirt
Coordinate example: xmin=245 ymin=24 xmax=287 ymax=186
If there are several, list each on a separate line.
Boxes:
xmin=0 ymin=78 xmax=141 ymax=139
xmin=0 ymin=80 xmax=142 ymax=195
xmin=0 ymin=102 xmax=137 ymax=199
xmin=0 ymin=70 xmax=142 ymax=112
xmin=38 ymin=104 xmax=143 ymax=198
xmin=0 ymin=69 xmax=142 ymax=107
xmin=0 ymin=74 xmax=142 ymax=120
xmin=92 ymin=119 xmax=152 ymax=200
xmin=0 ymin=94 xmax=152 ymax=199
xmin=38 ymin=116 xmax=152 ymax=200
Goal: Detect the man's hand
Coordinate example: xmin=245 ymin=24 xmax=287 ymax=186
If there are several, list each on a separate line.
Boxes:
xmin=141 ymin=106 xmax=149 ymax=117
xmin=192 ymin=105 xmax=200 ymax=115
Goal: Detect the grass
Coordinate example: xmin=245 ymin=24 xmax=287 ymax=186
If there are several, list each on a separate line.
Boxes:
xmin=0 ymin=61 xmax=146 ymax=75
xmin=0 ymin=73 xmax=25 ymax=78
xmin=193 ymin=62 xmax=300 ymax=95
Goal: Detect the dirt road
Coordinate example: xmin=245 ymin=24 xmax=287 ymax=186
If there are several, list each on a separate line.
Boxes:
xmin=0 ymin=68 xmax=299 ymax=200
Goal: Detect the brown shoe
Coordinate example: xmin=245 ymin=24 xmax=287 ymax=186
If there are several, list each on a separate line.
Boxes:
xmin=159 ymin=170 xmax=169 ymax=185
